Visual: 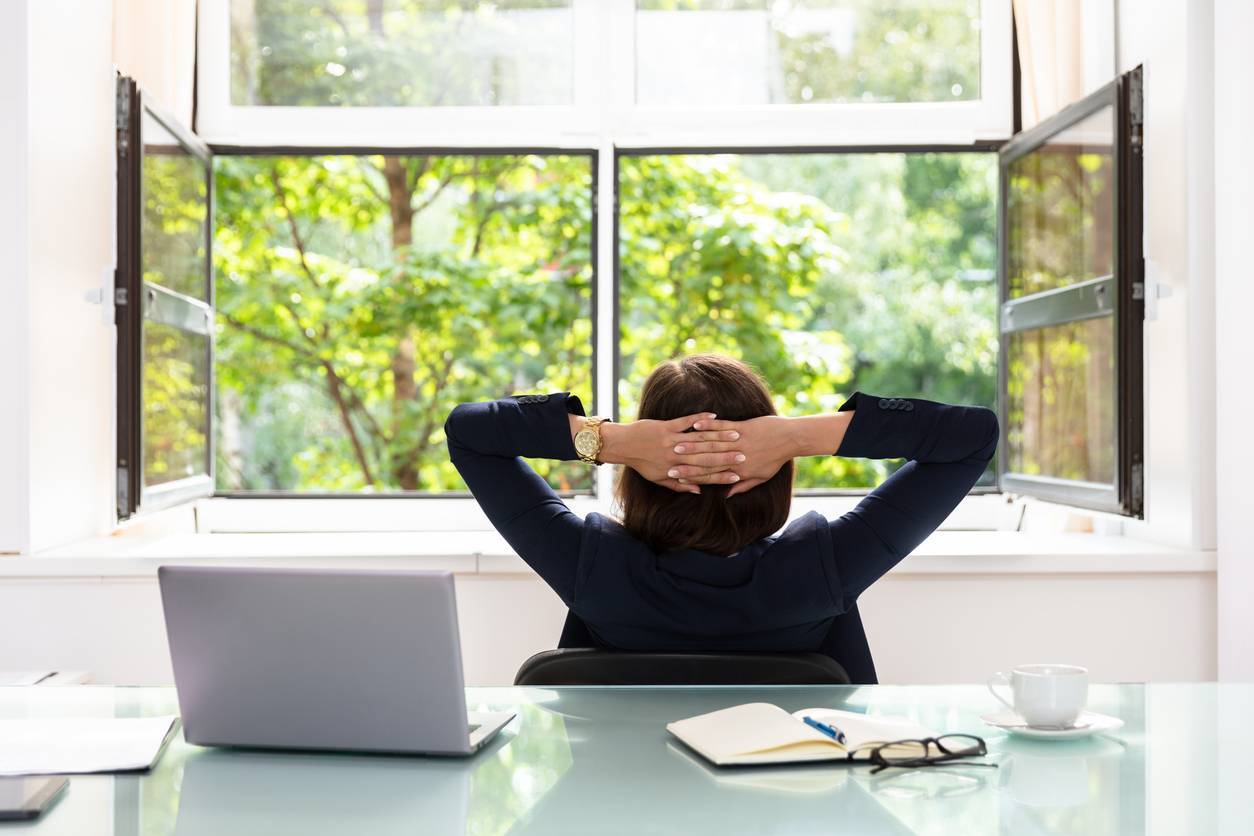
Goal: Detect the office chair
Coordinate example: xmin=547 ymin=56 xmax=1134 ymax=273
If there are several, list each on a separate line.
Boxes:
xmin=530 ymin=604 xmax=878 ymax=686
xmin=513 ymin=648 xmax=850 ymax=686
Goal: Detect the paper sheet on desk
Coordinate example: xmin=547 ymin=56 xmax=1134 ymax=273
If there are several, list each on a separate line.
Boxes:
xmin=0 ymin=715 xmax=179 ymax=775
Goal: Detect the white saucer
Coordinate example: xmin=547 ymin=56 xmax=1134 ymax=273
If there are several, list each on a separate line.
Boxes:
xmin=981 ymin=710 xmax=1124 ymax=741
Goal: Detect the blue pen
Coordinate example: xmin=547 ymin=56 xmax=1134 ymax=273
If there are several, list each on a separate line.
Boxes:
xmin=803 ymin=715 xmax=847 ymax=744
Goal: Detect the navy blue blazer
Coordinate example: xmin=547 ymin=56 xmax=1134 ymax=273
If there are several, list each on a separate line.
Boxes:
xmin=445 ymin=392 xmax=998 ymax=684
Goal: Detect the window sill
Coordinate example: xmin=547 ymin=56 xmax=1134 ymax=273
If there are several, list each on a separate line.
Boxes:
xmin=3 ymin=529 xmax=1216 ymax=579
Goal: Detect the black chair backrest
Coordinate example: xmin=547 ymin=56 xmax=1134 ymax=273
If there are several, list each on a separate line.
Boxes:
xmin=513 ymin=649 xmax=851 ymax=687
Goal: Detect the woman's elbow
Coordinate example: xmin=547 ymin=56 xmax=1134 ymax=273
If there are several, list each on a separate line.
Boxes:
xmin=443 ymin=403 xmax=476 ymax=458
xmin=972 ymin=407 xmax=999 ymax=461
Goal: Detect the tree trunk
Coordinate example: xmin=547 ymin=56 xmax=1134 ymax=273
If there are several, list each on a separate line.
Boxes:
xmin=366 ymin=0 xmax=385 ymax=37
xmin=383 ymin=156 xmax=420 ymax=490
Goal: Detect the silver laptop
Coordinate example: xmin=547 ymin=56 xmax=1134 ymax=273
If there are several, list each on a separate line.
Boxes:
xmin=158 ymin=566 xmax=513 ymax=756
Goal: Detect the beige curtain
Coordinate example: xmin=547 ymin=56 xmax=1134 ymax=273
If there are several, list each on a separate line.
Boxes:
xmin=113 ymin=0 xmax=198 ymax=127
xmin=1013 ymin=0 xmax=1115 ymax=129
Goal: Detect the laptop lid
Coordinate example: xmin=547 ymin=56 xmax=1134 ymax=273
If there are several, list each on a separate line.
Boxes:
xmin=159 ymin=566 xmax=472 ymax=754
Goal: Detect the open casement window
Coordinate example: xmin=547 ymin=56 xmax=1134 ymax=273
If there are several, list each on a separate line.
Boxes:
xmin=115 ymin=77 xmax=215 ymax=520
xmin=997 ymin=66 xmax=1144 ymax=517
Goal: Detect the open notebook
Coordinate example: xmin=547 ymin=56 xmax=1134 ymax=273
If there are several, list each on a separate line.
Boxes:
xmin=666 ymin=703 xmax=936 ymax=767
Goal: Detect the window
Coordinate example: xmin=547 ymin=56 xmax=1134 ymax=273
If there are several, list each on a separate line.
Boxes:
xmin=635 ymin=0 xmax=983 ymax=106
xmin=997 ymin=67 xmax=1144 ymax=516
xmin=229 ymin=0 xmax=575 ymax=107
xmin=115 ymin=78 xmax=215 ymax=517
xmin=196 ymin=0 xmax=1012 ymax=146
xmin=618 ymin=150 xmax=998 ymax=490
xmin=213 ymin=152 xmax=595 ymax=493
xmin=118 ymin=2 xmax=1071 ymax=523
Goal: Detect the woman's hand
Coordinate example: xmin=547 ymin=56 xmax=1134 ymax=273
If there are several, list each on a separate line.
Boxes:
xmin=669 ymin=415 xmax=798 ymax=497
xmin=595 ymin=414 xmax=745 ymax=495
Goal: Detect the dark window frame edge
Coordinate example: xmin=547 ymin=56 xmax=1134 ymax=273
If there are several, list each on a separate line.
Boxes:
xmin=996 ymin=67 xmax=1145 ymax=518
xmin=115 ymin=77 xmax=216 ymax=521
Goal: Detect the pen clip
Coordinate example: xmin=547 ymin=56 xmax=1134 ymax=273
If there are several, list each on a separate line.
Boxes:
xmin=803 ymin=715 xmax=846 ymax=744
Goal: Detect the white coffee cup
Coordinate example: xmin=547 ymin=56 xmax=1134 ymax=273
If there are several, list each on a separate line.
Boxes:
xmin=987 ymin=664 xmax=1088 ymax=728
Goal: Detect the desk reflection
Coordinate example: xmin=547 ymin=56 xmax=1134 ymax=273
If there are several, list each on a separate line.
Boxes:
xmin=168 ymin=704 xmax=572 ymax=836
xmin=98 ymin=685 xmax=1148 ymax=836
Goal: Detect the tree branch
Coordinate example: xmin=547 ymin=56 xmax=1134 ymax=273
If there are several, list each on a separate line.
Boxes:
xmin=359 ymin=164 xmax=390 ymax=207
xmin=410 ymin=351 xmax=457 ymax=461
xmin=412 ymin=173 xmax=456 ymax=218
xmin=221 ymin=311 xmax=319 ymax=359
xmin=344 ymin=379 xmax=390 ymax=447
xmin=224 ymin=307 xmax=382 ymax=486
xmin=322 ymin=360 xmax=378 ymax=487
xmin=268 ymin=166 xmax=323 ymax=293
xmin=406 ymin=156 xmax=432 ymax=196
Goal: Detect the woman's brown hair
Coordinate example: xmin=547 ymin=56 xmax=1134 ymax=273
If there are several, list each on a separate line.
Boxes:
xmin=616 ymin=354 xmax=793 ymax=556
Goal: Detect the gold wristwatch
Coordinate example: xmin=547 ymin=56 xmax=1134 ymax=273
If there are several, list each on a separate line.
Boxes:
xmin=574 ymin=417 xmax=611 ymax=465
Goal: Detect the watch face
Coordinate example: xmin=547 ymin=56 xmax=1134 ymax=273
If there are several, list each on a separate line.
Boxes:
xmin=574 ymin=430 xmax=597 ymax=458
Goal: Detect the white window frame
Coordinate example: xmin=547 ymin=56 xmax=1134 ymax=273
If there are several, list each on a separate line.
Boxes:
xmin=196 ymin=0 xmax=1012 ymax=148
xmin=191 ymin=0 xmax=1014 ymax=533
xmin=195 ymin=491 xmax=1018 ymax=534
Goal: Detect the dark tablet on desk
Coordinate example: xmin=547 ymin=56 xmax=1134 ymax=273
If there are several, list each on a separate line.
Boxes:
xmin=0 ymin=776 xmax=68 ymax=821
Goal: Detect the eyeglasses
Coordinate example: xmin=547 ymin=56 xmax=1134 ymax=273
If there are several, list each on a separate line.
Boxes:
xmin=847 ymin=734 xmax=995 ymax=774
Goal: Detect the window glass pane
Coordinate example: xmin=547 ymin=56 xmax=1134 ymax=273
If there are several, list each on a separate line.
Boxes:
xmin=618 ymin=152 xmax=997 ymax=490
xmin=1007 ymin=106 xmax=1115 ymax=299
xmin=214 ymin=153 xmax=593 ymax=493
xmin=142 ymin=113 xmax=208 ymax=300
xmin=231 ymin=0 xmax=573 ymax=107
xmin=144 ymin=323 xmax=210 ymax=487
xmin=1006 ymin=316 xmax=1115 ymax=484
xmin=636 ymin=0 xmax=982 ymax=106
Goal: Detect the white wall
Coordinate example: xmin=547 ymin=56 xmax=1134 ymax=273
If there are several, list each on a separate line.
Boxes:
xmin=0 ymin=0 xmax=117 ymax=555
xmin=1213 ymin=0 xmax=1254 ymax=681
xmin=0 ymin=0 xmax=31 ymax=555
xmin=23 ymin=0 xmax=118 ymax=553
xmin=1118 ymin=0 xmax=1217 ymax=552
xmin=0 ymin=567 xmax=1215 ymax=685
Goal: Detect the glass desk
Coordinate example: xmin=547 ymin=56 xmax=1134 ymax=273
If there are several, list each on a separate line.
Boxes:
xmin=1 ymin=683 xmax=1248 ymax=835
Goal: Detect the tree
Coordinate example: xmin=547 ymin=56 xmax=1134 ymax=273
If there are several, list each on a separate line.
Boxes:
xmin=619 ymin=152 xmax=997 ymax=488
xmin=215 ymin=153 xmax=593 ymax=491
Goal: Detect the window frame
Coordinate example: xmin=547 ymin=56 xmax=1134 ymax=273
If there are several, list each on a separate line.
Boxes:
xmin=995 ymin=67 xmax=1145 ymax=517
xmin=115 ymin=77 xmax=217 ymax=520
xmin=194 ymin=0 xmax=1012 ymax=148
xmin=115 ymin=0 xmax=1020 ymax=526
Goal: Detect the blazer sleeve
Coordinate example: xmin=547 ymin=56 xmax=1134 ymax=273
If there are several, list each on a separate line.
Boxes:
xmin=826 ymin=392 xmax=999 ymax=608
xmin=444 ymin=393 xmax=589 ymax=605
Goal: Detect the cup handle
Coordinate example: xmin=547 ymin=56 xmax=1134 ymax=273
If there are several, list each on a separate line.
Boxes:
xmin=987 ymin=671 xmax=1015 ymax=712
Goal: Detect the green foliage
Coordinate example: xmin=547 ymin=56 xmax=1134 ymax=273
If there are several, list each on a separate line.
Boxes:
xmin=140 ymin=148 xmax=211 ymax=488
xmin=234 ymin=0 xmax=572 ymax=107
xmin=638 ymin=0 xmax=980 ymax=103
xmin=144 ymin=324 xmax=209 ymax=486
xmin=1005 ymin=141 xmax=1117 ymax=482
xmin=214 ymin=153 xmax=593 ymax=492
xmin=142 ymin=152 xmax=209 ymax=298
xmin=620 ymin=153 xmax=997 ymax=489
xmin=213 ymin=150 xmax=996 ymax=493
xmin=210 ymin=1 xmax=997 ymax=494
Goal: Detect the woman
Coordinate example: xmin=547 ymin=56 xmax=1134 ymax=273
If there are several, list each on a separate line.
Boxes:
xmin=445 ymin=354 xmax=997 ymax=683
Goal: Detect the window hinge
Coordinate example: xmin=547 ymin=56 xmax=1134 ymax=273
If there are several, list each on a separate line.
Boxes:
xmin=1127 ymin=68 xmax=1143 ymax=149
xmin=116 ymin=466 xmax=130 ymax=519
xmin=115 ymin=287 xmax=128 ymax=306
xmin=1130 ymin=461 xmax=1144 ymax=510
xmin=116 ymin=80 xmax=131 ymax=157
